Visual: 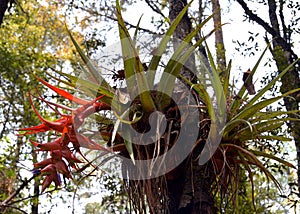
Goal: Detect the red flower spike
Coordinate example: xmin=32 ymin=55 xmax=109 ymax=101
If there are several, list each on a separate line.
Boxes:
xmin=51 ymin=150 xmax=63 ymax=160
xmin=41 ymin=164 xmax=57 ymax=175
xmin=17 ymin=124 xmax=51 ymax=135
xmin=41 ymin=175 xmax=54 ymax=193
xmin=36 ymin=76 xmax=90 ymax=105
xmin=61 ymin=149 xmax=83 ymax=164
xmin=58 ymin=149 xmax=83 ymax=170
xmin=72 ymin=133 xmax=107 ymax=151
xmin=30 ymin=138 xmax=62 ymax=151
xmin=72 ymin=94 xmax=106 ymax=115
xmin=72 ymin=94 xmax=109 ymax=127
xmin=38 ymin=97 xmax=74 ymax=112
xmin=18 ymin=116 xmax=72 ymax=135
xmin=34 ymin=88 xmax=64 ymax=116
xmin=45 ymin=117 xmax=71 ymax=132
xmin=41 ymin=173 xmax=61 ymax=193
xmin=40 ymin=164 xmax=62 ymax=192
xmin=33 ymin=158 xmax=53 ymax=169
xmin=54 ymin=160 xmax=71 ymax=178
xmin=73 ymin=104 xmax=110 ymax=128
xmin=19 ymin=80 xmax=114 ymax=192
xmin=28 ymin=92 xmax=73 ymax=133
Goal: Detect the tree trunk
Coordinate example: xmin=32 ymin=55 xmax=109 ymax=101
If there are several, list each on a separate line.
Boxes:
xmin=31 ymin=150 xmax=39 ymax=214
xmin=167 ymin=0 xmax=216 ymax=213
xmin=211 ymin=0 xmax=226 ymax=75
xmin=236 ymin=0 xmax=300 ymax=193
xmin=267 ymin=0 xmax=300 ymax=193
xmin=169 ymin=0 xmax=197 ymax=83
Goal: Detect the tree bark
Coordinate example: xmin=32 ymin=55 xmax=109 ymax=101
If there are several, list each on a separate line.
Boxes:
xmin=236 ymin=0 xmax=300 ymax=193
xmin=167 ymin=0 xmax=216 ymax=213
xmin=31 ymin=150 xmax=39 ymax=214
xmin=267 ymin=0 xmax=300 ymax=194
xmin=169 ymin=0 xmax=197 ymax=83
xmin=211 ymin=0 xmax=226 ymax=75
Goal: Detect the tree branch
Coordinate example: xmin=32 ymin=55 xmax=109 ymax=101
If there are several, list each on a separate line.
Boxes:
xmin=279 ymin=0 xmax=288 ymax=42
xmin=145 ymin=0 xmax=169 ymax=23
xmin=236 ymin=0 xmax=279 ymax=38
xmin=0 ymin=103 xmax=12 ymax=139
xmin=0 ymin=204 xmax=27 ymax=214
xmin=103 ymin=14 xmax=159 ymax=35
xmin=211 ymin=0 xmax=226 ymax=73
xmin=0 ymin=174 xmax=37 ymax=208
xmin=267 ymin=0 xmax=280 ymax=33
xmin=69 ymin=4 xmax=159 ymax=35
xmin=236 ymin=0 xmax=296 ymax=55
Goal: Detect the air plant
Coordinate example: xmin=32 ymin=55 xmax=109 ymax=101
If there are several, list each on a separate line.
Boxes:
xmin=18 ymin=0 xmax=300 ymax=211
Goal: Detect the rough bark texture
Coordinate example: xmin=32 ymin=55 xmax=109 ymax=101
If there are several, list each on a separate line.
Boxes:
xmin=166 ymin=147 xmax=216 ymax=214
xmin=211 ymin=0 xmax=226 ymax=75
xmin=166 ymin=0 xmax=216 ymax=213
xmin=0 ymin=0 xmax=10 ymax=25
xmin=236 ymin=0 xmax=300 ymax=193
xmin=169 ymin=0 xmax=192 ymax=41
xmin=169 ymin=0 xmax=197 ymax=83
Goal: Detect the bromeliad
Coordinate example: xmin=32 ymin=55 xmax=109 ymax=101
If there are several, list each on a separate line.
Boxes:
xmin=18 ymin=77 xmax=110 ymax=192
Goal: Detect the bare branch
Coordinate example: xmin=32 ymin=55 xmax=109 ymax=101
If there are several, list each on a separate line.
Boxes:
xmin=279 ymin=0 xmax=288 ymax=41
xmin=0 ymin=174 xmax=37 ymax=208
xmin=268 ymin=0 xmax=280 ymax=33
xmin=236 ymin=0 xmax=279 ymax=38
xmin=103 ymin=14 xmax=159 ymax=35
xmin=0 ymin=204 xmax=27 ymax=214
xmin=67 ymin=4 xmax=159 ymax=35
xmin=145 ymin=0 xmax=169 ymax=23
xmin=0 ymin=103 xmax=12 ymax=139
xmin=4 ymin=188 xmax=59 ymax=206
xmin=236 ymin=0 xmax=295 ymax=55
xmin=211 ymin=0 xmax=226 ymax=73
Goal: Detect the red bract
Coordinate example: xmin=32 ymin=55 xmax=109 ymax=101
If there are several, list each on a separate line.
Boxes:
xmin=40 ymin=164 xmax=61 ymax=193
xmin=19 ymin=77 xmax=110 ymax=192
xmin=30 ymin=138 xmax=62 ymax=151
xmin=33 ymin=158 xmax=53 ymax=169
xmin=17 ymin=124 xmax=51 ymax=135
xmin=36 ymin=76 xmax=89 ymax=105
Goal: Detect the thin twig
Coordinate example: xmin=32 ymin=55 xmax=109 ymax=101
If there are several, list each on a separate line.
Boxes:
xmin=0 ymin=204 xmax=27 ymax=214
xmin=5 ymin=188 xmax=61 ymax=206
xmin=145 ymin=0 xmax=169 ymax=23
xmin=0 ymin=174 xmax=37 ymax=207
xmin=70 ymin=4 xmax=159 ymax=35
xmin=236 ymin=0 xmax=299 ymax=63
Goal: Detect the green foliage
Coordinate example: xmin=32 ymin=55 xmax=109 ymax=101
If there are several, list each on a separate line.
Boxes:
xmin=85 ymin=202 xmax=102 ymax=213
xmin=116 ymin=0 xmax=156 ymax=113
xmin=0 ymin=0 xmax=82 ymax=212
